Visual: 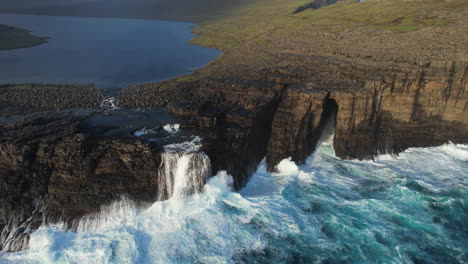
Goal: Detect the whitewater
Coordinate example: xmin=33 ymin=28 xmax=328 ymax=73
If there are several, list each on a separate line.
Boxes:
xmin=1 ymin=137 xmax=467 ymax=263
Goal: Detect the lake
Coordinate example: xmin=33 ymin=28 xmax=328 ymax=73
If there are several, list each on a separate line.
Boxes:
xmin=0 ymin=13 xmax=220 ymax=88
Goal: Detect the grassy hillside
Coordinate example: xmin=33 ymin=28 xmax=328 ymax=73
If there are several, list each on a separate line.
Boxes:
xmin=0 ymin=24 xmax=48 ymax=50
xmin=293 ymin=0 xmax=468 ymax=31
xmin=4 ymin=0 xmax=465 ymax=52
xmin=192 ymin=0 xmax=468 ymax=50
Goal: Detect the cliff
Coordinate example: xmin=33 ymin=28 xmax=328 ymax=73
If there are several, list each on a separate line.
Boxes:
xmin=1 ymin=0 xmax=467 ymax=253
xmin=120 ymin=0 xmax=468 ymax=186
xmin=0 ymin=110 xmax=167 ymax=251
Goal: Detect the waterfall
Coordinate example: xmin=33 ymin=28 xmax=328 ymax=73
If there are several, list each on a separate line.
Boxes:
xmin=65 ymin=138 xmax=211 ymax=232
xmin=1 ymin=221 xmax=30 ymax=254
xmin=0 ymin=209 xmax=42 ymax=254
xmin=61 ymin=140 xmax=210 ymax=234
xmin=158 ymin=138 xmax=211 ymax=200
xmin=0 ymin=138 xmax=212 ymax=252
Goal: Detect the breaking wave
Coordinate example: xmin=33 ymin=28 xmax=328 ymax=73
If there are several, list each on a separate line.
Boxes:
xmin=2 ymin=141 xmax=467 ymax=263
xmin=163 ymin=124 xmax=180 ymax=134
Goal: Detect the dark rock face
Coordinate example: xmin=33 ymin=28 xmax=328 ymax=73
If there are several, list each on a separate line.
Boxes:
xmin=163 ymin=82 xmax=289 ymax=188
xmin=0 ymin=111 xmax=163 ymax=252
xmin=0 ymin=106 xmax=215 ymax=252
xmin=1 ymin=61 xmax=466 ymax=254
xmin=1 ymin=9 xmax=467 ymax=254
xmin=333 ymin=61 xmax=468 ymax=158
xmin=124 ymin=58 xmax=467 ymax=189
xmin=267 ymin=91 xmax=339 ymax=169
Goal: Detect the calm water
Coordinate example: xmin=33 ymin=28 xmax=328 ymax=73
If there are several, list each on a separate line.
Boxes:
xmin=2 ymin=139 xmax=467 ymax=263
xmin=0 ymin=13 xmax=220 ymax=88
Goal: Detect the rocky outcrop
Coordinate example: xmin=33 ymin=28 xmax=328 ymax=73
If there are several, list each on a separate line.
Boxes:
xmin=163 ymin=81 xmax=287 ymax=188
xmin=121 ymin=55 xmax=467 ymax=187
xmin=266 ymin=90 xmax=338 ymax=169
xmin=117 ymin=7 xmax=468 ymax=173
xmin=1 ymin=1 xmax=467 ymax=254
xmin=333 ymin=61 xmax=468 ymax=158
xmin=0 ymin=110 xmax=163 ymax=252
xmin=3 ymin=48 xmax=465 ymax=254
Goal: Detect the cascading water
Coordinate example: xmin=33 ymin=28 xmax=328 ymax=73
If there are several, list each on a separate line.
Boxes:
xmin=157 ymin=138 xmax=211 ymax=200
xmin=64 ymin=138 xmax=210 ymax=234
xmin=2 ymin=137 xmax=467 ymax=263
xmin=73 ymin=197 xmax=138 ymax=233
xmin=0 ymin=213 xmax=39 ymax=254
xmin=0 ymin=138 xmax=211 ymax=256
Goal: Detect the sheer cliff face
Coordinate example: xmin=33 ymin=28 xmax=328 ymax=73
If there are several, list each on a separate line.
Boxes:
xmin=1 ymin=0 xmax=467 ymax=253
xmin=122 ymin=23 xmax=467 ymax=186
xmin=0 ymin=114 xmax=163 ymax=252
xmin=159 ymin=58 xmax=466 ymax=187
xmin=333 ymin=61 xmax=467 ymax=159
xmin=271 ymin=60 xmax=467 ymax=162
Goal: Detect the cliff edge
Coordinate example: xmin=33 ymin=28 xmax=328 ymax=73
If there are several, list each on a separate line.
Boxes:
xmin=120 ymin=0 xmax=468 ymax=186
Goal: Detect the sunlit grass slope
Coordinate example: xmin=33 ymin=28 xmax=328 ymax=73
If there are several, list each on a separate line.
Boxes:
xmin=192 ymin=0 xmax=468 ymax=50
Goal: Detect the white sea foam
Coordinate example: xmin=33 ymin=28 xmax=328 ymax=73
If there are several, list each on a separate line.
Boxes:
xmin=133 ymin=127 xmax=156 ymax=137
xmin=2 ymin=142 xmax=467 ymax=263
xmin=163 ymin=123 xmax=180 ymax=134
xmin=163 ymin=136 xmax=202 ymax=153
xmin=157 ymin=150 xmax=211 ymax=200
xmin=75 ymin=197 xmax=138 ymax=233
xmin=134 ymin=124 xmax=180 ymax=137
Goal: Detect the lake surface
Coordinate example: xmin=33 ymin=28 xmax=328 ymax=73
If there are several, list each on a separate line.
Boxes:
xmin=0 ymin=13 xmax=220 ymax=88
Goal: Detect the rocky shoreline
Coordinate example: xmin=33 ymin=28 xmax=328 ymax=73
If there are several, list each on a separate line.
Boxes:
xmin=0 ymin=107 xmax=188 ymax=252
xmin=0 ymin=84 xmax=103 ymax=116
xmin=2 ymin=49 xmax=468 ymax=253
xmin=118 ymin=48 xmax=468 ymax=181
xmin=1 ymin=49 xmax=466 ymax=251
xmin=1 ymin=0 xmax=467 ymax=254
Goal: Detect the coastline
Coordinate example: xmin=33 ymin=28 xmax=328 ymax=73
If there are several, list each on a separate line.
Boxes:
xmin=0 ymin=13 xmax=221 ymax=89
xmin=0 ymin=0 xmax=467 ymax=254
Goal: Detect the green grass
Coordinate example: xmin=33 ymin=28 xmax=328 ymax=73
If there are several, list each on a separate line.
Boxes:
xmin=0 ymin=24 xmax=49 ymax=50
xmin=293 ymin=0 xmax=467 ymax=32
xmin=190 ymin=0 xmax=468 ymax=51
xmin=190 ymin=0 xmax=306 ymax=49
xmin=174 ymin=74 xmax=202 ymax=83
